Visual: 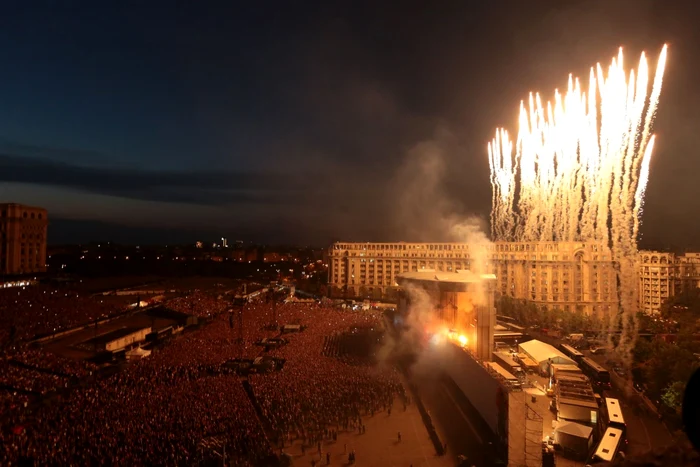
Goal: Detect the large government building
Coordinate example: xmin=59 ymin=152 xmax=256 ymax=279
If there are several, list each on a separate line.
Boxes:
xmin=327 ymin=241 xmax=618 ymax=316
xmin=0 ymin=203 xmax=48 ymax=276
xmin=328 ymin=241 xmax=700 ymax=316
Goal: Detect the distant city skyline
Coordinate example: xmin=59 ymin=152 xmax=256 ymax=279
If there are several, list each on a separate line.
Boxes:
xmin=1 ymin=1 xmax=699 ymax=249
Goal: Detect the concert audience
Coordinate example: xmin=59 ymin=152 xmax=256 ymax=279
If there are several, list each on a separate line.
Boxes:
xmin=0 ymin=288 xmax=402 ymax=466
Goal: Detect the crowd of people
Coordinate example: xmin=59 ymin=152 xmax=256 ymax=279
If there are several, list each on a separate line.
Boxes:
xmin=249 ymin=303 xmax=404 ymax=448
xmin=0 ymin=290 xmax=273 ymax=466
xmin=9 ymin=348 xmax=99 ymax=378
xmin=0 ymin=285 xmax=124 ymax=345
xmin=0 ymin=284 xmax=406 ymax=466
xmin=0 ymin=361 xmax=69 ymax=395
xmin=165 ymin=290 xmax=230 ymax=318
xmin=2 ymin=363 xmax=273 ymax=466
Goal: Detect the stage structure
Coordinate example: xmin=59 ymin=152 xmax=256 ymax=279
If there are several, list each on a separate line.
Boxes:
xmin=396 ymin=270 xmax=497 ymax=361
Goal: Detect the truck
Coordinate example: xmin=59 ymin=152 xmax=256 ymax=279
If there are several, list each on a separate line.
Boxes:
xmin=492 ymin=351 xmax=525 ymax=380
xmin=515 ymin=353 xmax=539 ymax=373
xmin=567 ymin=333 xmax=585 ymax=342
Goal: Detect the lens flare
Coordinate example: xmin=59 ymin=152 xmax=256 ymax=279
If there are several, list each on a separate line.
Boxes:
xmin=489 ymin=45 xmax=668 ymax=353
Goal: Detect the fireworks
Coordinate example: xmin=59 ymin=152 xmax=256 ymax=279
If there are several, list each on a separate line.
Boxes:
xmin=489 ymin=45 xmax=667 ymax=244
xmin=488 ymin=45 xmax=668 ymax=352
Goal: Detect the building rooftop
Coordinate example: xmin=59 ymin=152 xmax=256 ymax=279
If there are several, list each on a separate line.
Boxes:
xmin=0 ymin=202 xmax=47 ymax=210
xmin=555 ymin=420 xmax=593 ymax=439
xmin=550 ymin=364 xmax=581 ymax=373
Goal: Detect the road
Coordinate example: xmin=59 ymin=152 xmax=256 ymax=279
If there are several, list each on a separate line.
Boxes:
xmin=595 ymin=356 xmax=674 ymax=454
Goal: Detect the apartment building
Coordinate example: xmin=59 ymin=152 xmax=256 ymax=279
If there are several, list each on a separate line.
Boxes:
xmin=328 ymin=241 xmax=617 ymax=316
xmin=677 ymin=252 xmax=700 ymax=293
xmin=0 ymin=203 xmax=48 ymax=276
xmin=639 ymin=251 xmax=700 ymax=314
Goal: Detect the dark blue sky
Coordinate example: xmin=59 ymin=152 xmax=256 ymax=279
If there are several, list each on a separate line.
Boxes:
xmin=0 ymin=1 xmax=698 ymax=248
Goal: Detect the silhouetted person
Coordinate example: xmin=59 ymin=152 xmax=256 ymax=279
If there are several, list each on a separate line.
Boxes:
xmin=398 ymin=431 xmax=402 ymax=442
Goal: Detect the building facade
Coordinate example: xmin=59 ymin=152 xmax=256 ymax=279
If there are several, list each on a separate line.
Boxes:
xmin=676 ymin=252 xmax=700 ymax=293
xmin=327 ymin=241 xmax=618 ymax=316
xmin=0 ymin=204 xmax=48 ymax=276
xmin=638 ymin=251 xmax=700 ymax=314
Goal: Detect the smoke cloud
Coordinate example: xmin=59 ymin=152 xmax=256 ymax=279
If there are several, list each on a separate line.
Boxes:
xmin=390 ymin=130 xmax=491 ymax=245
xmin=379 ymin=132 xmax=493 ymax=367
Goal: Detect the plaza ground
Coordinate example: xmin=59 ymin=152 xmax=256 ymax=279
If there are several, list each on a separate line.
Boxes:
xmin=280 ymin=395 xmax=453 ymax=467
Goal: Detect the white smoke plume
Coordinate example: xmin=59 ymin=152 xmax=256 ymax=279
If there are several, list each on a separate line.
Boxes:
xmin=380 ymin=132 xmax=493 ymax=366
xmin=390 ymin=130 xmax=492 ymax=255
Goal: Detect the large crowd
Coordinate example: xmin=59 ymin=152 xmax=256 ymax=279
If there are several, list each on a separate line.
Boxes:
xmin=0 ymin=285 xmax=124 ymax=345
xmin=3 ymin=363 xmax=272 ymax=466
xmin=165 ymin=290 xmax=230 ymax=318
xmin=0 ymin=284 xmax=405 ymax=466
xmin=250 ymin=304 xmax=403 ymax=448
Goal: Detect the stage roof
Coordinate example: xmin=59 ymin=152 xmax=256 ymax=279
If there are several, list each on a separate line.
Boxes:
xmin=396 ymin=270 xmax=496 ymax=284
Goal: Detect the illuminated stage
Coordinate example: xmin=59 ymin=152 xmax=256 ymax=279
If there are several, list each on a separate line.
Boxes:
xmin=395 ymin=270 xmax=496 ymax=361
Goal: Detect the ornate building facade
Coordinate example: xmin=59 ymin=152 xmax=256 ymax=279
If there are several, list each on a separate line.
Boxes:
xmin=327 ymin=241 xmax=618 ymax=316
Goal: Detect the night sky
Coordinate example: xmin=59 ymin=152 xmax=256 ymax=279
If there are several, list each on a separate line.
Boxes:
xmin=0 ymin=1 xmax=698 ymax=248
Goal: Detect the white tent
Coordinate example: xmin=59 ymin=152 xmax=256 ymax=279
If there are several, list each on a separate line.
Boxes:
xmin=518 ymin=339 xmax=574 ymax=373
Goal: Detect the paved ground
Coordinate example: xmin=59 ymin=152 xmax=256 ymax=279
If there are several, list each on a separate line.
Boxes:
xmin=412 ymin=370 xmax=486 ymax=466
xmin=279 ymin=397 xmax=453 ymax=467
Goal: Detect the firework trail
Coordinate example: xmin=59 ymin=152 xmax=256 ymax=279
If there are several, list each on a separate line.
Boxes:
xmin=488 ymin=45 xmax=668 ymax=359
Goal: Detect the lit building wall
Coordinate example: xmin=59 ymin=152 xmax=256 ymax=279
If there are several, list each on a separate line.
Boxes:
xmin=0 ymin=204 xmax=48 ymax=276
xmin=327 ymin=241 xmax=618 ymax=317
xmin=638 ymin=251 xmax=700 ymax=314
xmin=677 ymin=252 xmax=700 ymax=294
xmin=638 ymin=251 xmax=675 ymax=314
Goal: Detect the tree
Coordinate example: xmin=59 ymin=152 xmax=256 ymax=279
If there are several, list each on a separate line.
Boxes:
xmin=632 ymin=338 xmax=656 ymax=366
xmin=386 ymin=287 xmax=399 ymax=302
xmin=643 ymin=343 xmax=698 ymax=401
xmin=661 ymin=288 xmax=700 ymax=333
xmin=637 ymin=312 xmax=669 ymax=334
xmin=661 ymin=381 xmax=685 ymax=414
xmin=318 ymin=285 xmax=328 ymax=297
xmin=358 ymin=286 xmax=369 ymax=299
